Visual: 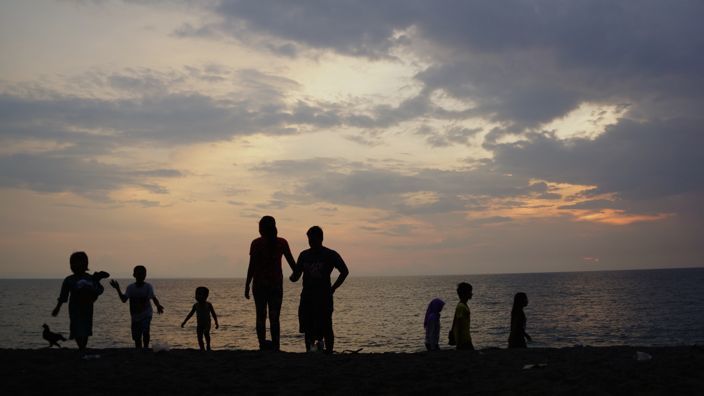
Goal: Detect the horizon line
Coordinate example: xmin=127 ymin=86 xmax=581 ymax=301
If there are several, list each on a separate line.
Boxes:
xmin=1 ymin=265 xmax=702 ymax=280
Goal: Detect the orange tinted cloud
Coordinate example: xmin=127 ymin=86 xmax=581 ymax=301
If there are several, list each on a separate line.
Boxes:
xmin=478 ymin=181 xmax=671 ymax=226
xmin=572 ymin=209 xmax=671 ymax=225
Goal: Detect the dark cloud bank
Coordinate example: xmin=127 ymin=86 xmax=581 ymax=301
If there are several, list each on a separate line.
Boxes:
xmin=208 ymin=1 xmax=704 ymax=220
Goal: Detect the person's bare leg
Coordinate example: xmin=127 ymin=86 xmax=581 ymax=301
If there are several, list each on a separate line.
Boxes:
xmin=269 ymin=289 xmax=283 ymax=351
xmin=269 ymin=307 xmax=281 ymax=351
xmin=254 ymin=294 xmax=268 ymax=349
xmin=197 ymin=329 xmax=205 ymax=351
xmin=76 ymin=337 xmax=88 ymax=351
xmin=324 ymin=316 xmax=334 ymax=354
xmin=204 ymin=331 xmax=212 ymax=351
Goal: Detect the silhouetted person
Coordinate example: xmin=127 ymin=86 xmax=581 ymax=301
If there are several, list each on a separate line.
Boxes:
xmin=245 ymin=216 xmax=296 ymax=351
xmin=42 ymin=324 xmax=66 ymax=348
xmin=182 ymin=286 xmax=219 ymax=351
xmin=110 ymin=265 xmax=164 ymax=349
xmin=451 ymin=282 xmax=474 ymax=350
xmin=51 ymin=251 xmax=108 ymax=351
xmin=424 ymin=298 xmax=445 ymax=351
xmin=508 ymin=292 xmax=532 ymax=348
xmin=290 ymin=226 xmax=349 ymax=353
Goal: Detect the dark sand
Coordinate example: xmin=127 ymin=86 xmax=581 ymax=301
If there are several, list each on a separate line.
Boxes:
xmin=2 ymin=346 xmax=702 ymax=395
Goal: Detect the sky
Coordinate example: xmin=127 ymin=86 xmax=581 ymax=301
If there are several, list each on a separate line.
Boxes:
xmin=1 ymin=0 xmax=703 ymax=278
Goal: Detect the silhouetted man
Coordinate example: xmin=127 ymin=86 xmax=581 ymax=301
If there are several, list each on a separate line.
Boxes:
xmin=290 ymin=226 xmax=349 ymax=353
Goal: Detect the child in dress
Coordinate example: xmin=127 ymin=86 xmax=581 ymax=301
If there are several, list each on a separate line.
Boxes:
xmin=51 ymin=251 xmax=109 ymax=350
xmin=424 ymin=298 xmax=445 ymax=351
xmin=508 ymin=292 xmax=532 ymax=348
xmin=110 ymin=265 xmax=164 ymax=349
xmin=181 ymin=286 xmax=219 ymax=351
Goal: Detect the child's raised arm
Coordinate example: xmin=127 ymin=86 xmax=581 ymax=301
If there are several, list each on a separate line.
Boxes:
xmin=209 ymin=303 xmax=219 ymax=329
xmin=181 ymin=305 xmax=196 ymax=327
xmin=109 ymin=280 xmax=128 ymax=303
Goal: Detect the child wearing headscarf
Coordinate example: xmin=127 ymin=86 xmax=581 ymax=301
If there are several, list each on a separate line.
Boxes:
xmin=424 ymin=298 xmax=445 ymax=351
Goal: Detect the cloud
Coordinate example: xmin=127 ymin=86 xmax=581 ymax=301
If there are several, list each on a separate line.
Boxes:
xmin=66 ymin=1 xmax=703 ymax=135
xmin=558 ymin=199 xmax=621 ymax=210
xmin=0 ymin=93 xmax=290 ymax=148
xmin=0 ymin=153 xmax=181 ymax=200
xmin=3 ymin=69 xmax=267 ymax=166
xmin=0 ymin=66 xmax=310 ymax=147
xmin=491 ymin=117 xmax=704 ymax=200
xmin=184 ymin=1 xmax=704 ymax=130
xmin=124 ymin=199 xmax=164 ymax=208
xmin=210 ymin=0 xmax=413 ymax=58
xmin=252 ymin=158 xmax=561 ymax=215
xmin=418 ymin=126 xmax=482 ymax=147
xmin=251 ymin=138 xmax=703 ymax=224
xmin=1 ymin=67 xmax=467 ymax=157
xmin=133 ymin=169 xmax=183 ymax=178
xmin=255 ymin=199 xmax=288 ymax=210
xmin=251 ymin=157 xmax=359 ymax=177
xmin=1 ymin=64 xmax=480 ymax=200
xmin=468 ymin=216 xmax=513 ymax=225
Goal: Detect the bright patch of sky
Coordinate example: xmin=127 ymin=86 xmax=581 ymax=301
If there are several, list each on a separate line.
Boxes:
xmin=543 ymin=102 xmax=628 ymax=140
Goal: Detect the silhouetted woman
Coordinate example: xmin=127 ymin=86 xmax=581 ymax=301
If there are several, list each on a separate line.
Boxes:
xmin=508 ymin=292 xmax=532 ymax=348
xmin=245 ymin=216 xmax=296 ymax=351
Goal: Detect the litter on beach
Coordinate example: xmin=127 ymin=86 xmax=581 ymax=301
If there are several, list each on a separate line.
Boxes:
xmin=635 ymin=351 xmax=652 ymax=361
xmin=522 ymin=363 xmax=548 ymax=370
xmin=153 ymin=342 xmax=171 ymax=353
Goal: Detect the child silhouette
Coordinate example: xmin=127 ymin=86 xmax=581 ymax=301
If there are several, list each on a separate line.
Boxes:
xmin=181 ymin=286 xmax=219 ymax=351
xmin=424 ymin=298 xmax=445 ymax=351
xmin=508 ymin=292 xmax=532 ymax=348
xmin=451 ymin=282 xmax=474 ymax=350
xmin=110 ymin=265 xmax=164 ymax=349
xmin=51 ymin=251 xmax=108 ymax=351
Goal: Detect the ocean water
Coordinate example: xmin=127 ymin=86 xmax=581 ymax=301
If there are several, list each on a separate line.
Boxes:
xmin=1 ymin=268 xmax=702 ymax=352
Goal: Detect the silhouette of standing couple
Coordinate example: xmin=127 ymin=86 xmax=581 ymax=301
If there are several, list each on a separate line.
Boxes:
xmin=245 ymin=216 xmax=349 ymax=353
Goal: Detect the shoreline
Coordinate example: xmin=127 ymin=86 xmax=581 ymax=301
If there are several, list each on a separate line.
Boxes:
xmin=3 ymin=345 xmax=702 ymax=394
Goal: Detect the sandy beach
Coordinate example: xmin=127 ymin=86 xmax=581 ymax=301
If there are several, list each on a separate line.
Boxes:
xmin=2 ymin=346 xmax=702 ymax=395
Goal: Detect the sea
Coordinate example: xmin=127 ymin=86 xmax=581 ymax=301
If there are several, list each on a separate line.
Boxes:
xmin=1 ymin=268 xmax=702 ymax=352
